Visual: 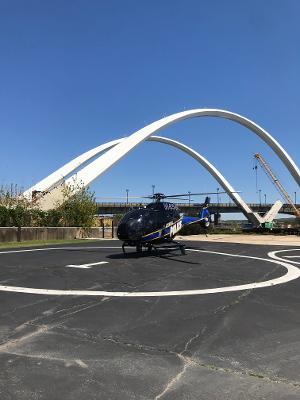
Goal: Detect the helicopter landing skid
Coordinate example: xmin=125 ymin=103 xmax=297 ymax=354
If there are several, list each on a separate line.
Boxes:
xmin=122 ymin=242 xmax=144 ymax=255
xmin=122 ymin=240 xmax=185 ymax=255
xmin=152 ymin=240 xmax=186 ymax=256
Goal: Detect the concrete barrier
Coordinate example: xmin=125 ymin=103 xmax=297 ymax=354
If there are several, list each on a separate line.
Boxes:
xmin=0 ymin=227 xmax=19 ymax=243
xmin=0 ymin=227 xmax=117 ymax=243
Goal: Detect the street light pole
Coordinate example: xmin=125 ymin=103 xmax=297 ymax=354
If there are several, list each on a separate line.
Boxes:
xmin=259 ymin=189 xmax=262 ymax=206
xmin=264 ymin=193 xmax=266 ymax=205
xmin=215 ymin=187 xmax=220 ymax=226
xmin=152 ymin=185 xmax=155 ymax=196
xmin=188 ymin=191 xmax=191 ymax=206
xmin=126 ymin=189 xmax=129 ymax=205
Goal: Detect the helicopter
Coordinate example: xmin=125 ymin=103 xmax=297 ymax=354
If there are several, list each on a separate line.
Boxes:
xmin=117 ymin=192 xmax=220 ymax=255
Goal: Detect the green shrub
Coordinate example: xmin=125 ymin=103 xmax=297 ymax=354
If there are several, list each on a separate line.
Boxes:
xmin=59 ymin=184 xmax=97 ymax=228
xmin=0 ymin=206 xmax=9 ymax=226
xmin=0 ymin=183 xmax=97 ymax=228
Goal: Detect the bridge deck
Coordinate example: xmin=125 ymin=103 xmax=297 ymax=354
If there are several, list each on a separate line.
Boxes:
xmin=96 ymin=202 xmax=299 ymax=216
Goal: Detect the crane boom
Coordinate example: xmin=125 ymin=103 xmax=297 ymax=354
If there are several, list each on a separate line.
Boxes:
xmin=254 ymin=153 xmax=300 ymax=219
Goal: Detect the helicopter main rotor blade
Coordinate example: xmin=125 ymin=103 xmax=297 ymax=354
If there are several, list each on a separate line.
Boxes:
xmin=97 ymin=190 xmax=241 ymax=201
xmin=165 ymin=197 xmax=191 ymax=201
xmin=163 ymin=191 xmax=241 ymax=198
xmin=96 ymin=196 xmax=145 ymax=199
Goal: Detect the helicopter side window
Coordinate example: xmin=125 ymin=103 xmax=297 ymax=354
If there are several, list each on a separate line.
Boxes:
xmin=144 ymin=211 xmax=161 ymax=232
xmin=165 ymin=210 xmax=177 ymax=220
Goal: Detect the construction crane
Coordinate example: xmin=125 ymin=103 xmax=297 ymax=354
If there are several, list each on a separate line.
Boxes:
xmin=254 ymin=153 xmax=300 ymax=219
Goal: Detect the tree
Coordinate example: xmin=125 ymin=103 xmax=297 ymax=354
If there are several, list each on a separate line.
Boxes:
xmin=0 ymin=186 xmax=31 ymax=227
xmin=0 ymin=205 xmax=9 ymax=226
xmin=59 ymin=183 xmax=97 ymax=227
xmin=0 ymin=182 xmax=98 ymax=228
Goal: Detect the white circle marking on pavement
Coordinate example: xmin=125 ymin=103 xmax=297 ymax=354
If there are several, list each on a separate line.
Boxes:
xmin=0 ymin=246 xmax=299 ymax=297
xmin=268 ymin=248 xmax=300 ymax=265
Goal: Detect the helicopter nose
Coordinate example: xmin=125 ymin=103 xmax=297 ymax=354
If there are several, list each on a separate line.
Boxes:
xmin=117 ymin=222 xmax=129 ymax=240
xmin=117 ymin=219 xmax=144 ymax=241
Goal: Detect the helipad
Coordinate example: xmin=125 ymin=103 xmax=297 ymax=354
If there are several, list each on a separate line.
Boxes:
xmin=0 ymin=240 xmax=300 ymax=399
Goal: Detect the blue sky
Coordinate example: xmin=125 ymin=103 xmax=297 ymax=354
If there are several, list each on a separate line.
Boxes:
xmin=1 ymin=0 xmax=299 ymax=215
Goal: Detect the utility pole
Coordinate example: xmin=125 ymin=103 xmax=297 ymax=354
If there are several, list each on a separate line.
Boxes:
xmin=126 ymin=189 xmax=129 ymax=205
xmin=295 ymin=191 xmax=297 ymax=204
xmin=152 ymin=185 xmax=155 ymax=196
xmin=264 ymin=193 xmax=267 ymax=205
xmin=188 ymin=191 xmax=191 ymax=206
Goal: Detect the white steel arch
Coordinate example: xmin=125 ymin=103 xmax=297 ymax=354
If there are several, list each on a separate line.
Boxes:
xmin=148 ymin=136 xmax=264 ymax=224
xmin=23 ymin=138 xmax=124 ymax=198
xmin=25 ymin=109 xmax=300 ymax=199
xmin=35 ymin=134 xmax=271 ymax=224
xmin=64 ymin=109 xmax=300 ymax=189
xmin=66 ymin=135 xmax=281 ymax=224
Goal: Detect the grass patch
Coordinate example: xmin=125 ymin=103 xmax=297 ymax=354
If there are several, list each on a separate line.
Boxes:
xmin=0 ymin=239 xmax=101 ymax=249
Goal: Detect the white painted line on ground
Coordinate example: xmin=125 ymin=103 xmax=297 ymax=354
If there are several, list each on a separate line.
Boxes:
xmin=0 ymin=246 xmax=299 ymax=297
xmin=0 ymin=246 xmax=120 ymax=255
xmin=66 ymin=261 xmax=108 ymax=269
xmin=284 ymin=256 xmax=300 ymax=259
xmin=268 ymin=249 xmax=300 ymax=265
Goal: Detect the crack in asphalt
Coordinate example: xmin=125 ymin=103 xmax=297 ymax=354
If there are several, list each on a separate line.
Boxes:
xmin=0 ymin=324 xmax=50 ymax=353
xmin=0 ymin=298 xmax=51 ymax=319
xmin=1 ymin=297 xmax=300 ymax=399
xmin=153 ymin=350 xmax=300 ymax=400
xmin=29 ymin=325 xmax=300 ymax=394
xmin=0 ymin=298 xmax=112 ymax=349
xmin=1 ymin=349 xmax=90 ymax=368
xmin=153 ymin=263 xmax=294 ymax=399
xmin=190 ymin=264 xmax=284 ymax=356
xmin=154 ymin=353 xmax=195 ymax=400
xmin=92 ymin=334 xmax=300 ymax=399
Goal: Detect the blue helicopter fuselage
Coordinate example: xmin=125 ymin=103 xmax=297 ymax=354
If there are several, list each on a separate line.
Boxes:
xmin=117 ymin=201 xmax=210 ymax=246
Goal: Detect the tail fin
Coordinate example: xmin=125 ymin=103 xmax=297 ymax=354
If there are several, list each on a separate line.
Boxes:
xmin=204 ymin=196 xmax=210 ymax=206
xmin=199 ymin=197 xmax=211 ymax=226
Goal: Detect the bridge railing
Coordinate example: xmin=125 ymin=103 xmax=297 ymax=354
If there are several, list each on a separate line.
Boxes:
xmin=96 ymin=202 xmax=277 ymax=208
xmin=96 ymin=202 xmax=299 ymax=214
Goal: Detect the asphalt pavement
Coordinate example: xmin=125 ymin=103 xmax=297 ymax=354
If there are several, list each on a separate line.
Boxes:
xmin=0 ymin=240 xmax=299 ymax=399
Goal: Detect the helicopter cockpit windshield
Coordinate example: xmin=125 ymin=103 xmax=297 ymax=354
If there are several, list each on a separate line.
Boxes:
xmin=117 ymin=208 xmax=160 ymax=240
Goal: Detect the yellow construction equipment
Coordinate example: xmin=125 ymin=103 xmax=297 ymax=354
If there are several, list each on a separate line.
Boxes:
xmin=254 ymin=153 xmax=300 ymax=219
